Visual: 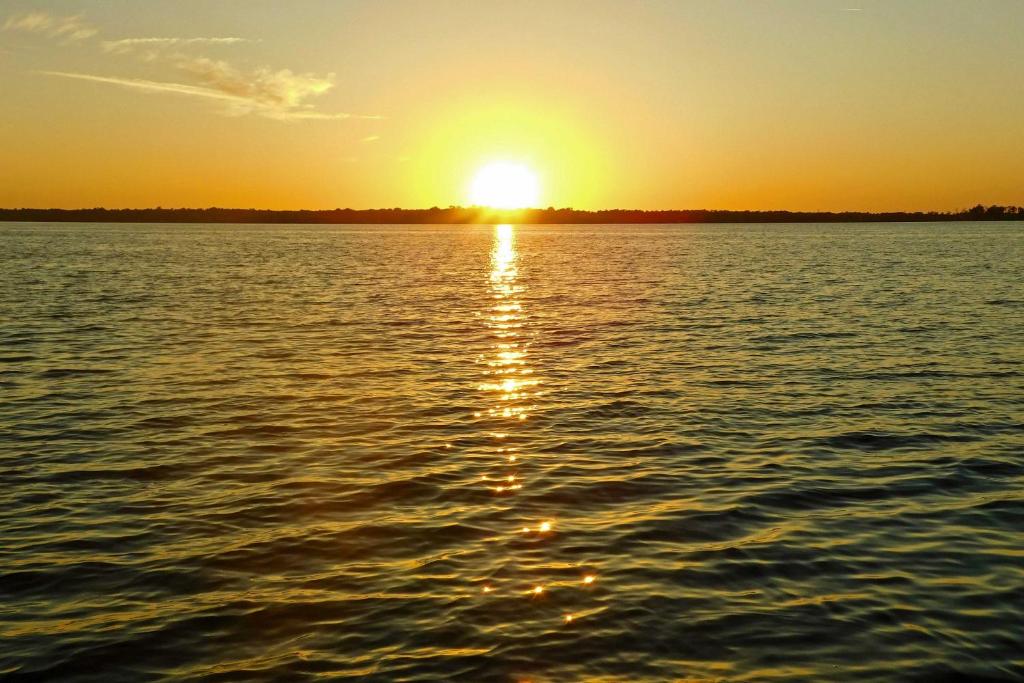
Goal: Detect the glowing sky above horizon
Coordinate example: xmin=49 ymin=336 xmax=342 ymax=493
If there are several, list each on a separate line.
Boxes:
xmin=2 ymin=0 xmax=1023 ymax=211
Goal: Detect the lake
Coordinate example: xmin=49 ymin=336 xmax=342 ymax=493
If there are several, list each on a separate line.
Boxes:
xmin=1 ymin=222 xmax=1022 ymax=681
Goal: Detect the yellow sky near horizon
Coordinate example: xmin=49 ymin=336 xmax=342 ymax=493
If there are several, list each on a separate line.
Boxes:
xmin=1 ymin=0 xmax=1023 ymax=212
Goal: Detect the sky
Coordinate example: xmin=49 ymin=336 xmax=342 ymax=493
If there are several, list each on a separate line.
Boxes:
xmin=1 ymin=0 xmax=1023 ymax=211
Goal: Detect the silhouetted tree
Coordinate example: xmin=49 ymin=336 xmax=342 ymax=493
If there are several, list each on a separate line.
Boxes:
xmin=1 ymin=205 xmax=1021 ymax=225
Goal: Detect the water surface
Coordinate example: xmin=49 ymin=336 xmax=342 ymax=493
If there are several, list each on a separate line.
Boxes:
xmin=1 ymin=222 xmax=1022 ymax=681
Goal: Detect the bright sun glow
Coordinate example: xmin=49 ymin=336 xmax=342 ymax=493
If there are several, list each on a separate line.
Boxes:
xmin=468 ymin=162 xmax=540 ymax=209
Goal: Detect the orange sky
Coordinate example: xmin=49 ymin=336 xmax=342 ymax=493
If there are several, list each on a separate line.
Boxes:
xmin=2 ymin=0 xmax=1023 ymax=211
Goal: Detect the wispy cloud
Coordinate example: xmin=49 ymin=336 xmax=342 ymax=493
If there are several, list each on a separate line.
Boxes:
xmin=101 ymin=36 xmax=251 ymax=55
xmin=4 ymin=11 xmax=97 ymax=42
xmin=100 ymin=43 xmax=354 ymax=118
xmin=171 ymin=56 xmax=332 ymax=112
xmin=8 ymin=11 xmax=375 ymax=122
xmin=362 ymin=135 xmax=381 ymax=143
xmin=41 ymin=69 xmax=376 ymax=121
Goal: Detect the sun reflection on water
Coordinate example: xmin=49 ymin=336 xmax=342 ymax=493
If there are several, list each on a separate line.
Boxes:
xmin=479 ymin=225 xmax=538 ymax=429
xmin=474 ymin=224 xmax=598 ymax=630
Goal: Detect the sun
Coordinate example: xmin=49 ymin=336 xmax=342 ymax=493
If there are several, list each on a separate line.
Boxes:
xmin=468 ymin=161 xmax=540 ymax=209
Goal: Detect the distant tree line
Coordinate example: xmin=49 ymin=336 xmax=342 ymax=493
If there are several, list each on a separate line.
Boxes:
xmin=1 ymin=204 xmax=1022 ymax=224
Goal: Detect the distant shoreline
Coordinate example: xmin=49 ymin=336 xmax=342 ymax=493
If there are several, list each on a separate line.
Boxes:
xmin=1 ymin=205 xmax=1022 ymax=224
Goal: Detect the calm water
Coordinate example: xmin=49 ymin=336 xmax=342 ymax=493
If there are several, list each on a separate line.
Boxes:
xmin=1 ymin=222 xmax=1022 ymax=682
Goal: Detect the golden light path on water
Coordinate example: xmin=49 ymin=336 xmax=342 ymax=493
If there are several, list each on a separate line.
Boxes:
xmin=476 ymin=224 xmax=597 ymax=629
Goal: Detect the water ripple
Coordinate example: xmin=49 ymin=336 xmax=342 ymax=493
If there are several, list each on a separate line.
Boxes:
xmin=0 ymin=222 xmax=1022 ymax=682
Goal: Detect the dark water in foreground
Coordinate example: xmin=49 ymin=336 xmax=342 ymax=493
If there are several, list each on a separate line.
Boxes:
xmin=1 ymin=222 xmax=1022 ymax=682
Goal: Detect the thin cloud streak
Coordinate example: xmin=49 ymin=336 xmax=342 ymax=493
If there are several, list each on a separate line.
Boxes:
xmin=40 ymin=70 xmax=379 ymax=121
xmin=40 ymin=70 xmax=252 ymax=104
xmin=102 ymin=37 xmax=251 ymax=54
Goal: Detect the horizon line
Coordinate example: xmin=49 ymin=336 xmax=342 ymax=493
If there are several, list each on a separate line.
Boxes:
xmin=1 ymin=203 xmax=1021 ymax=214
